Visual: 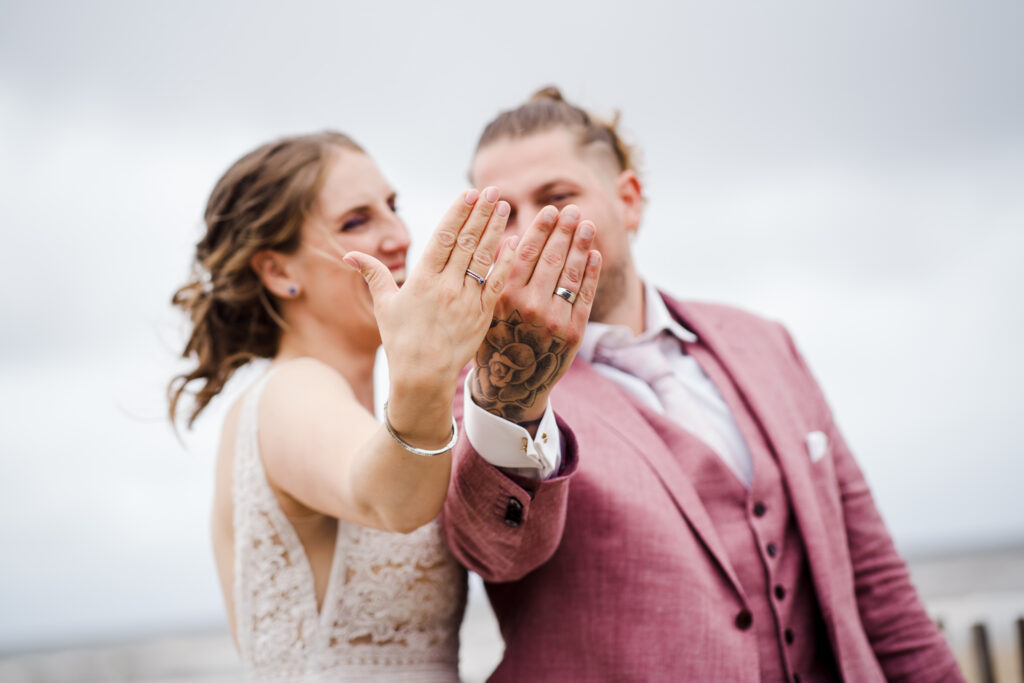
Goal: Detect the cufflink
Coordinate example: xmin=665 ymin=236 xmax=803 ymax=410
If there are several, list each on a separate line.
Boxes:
xmin=805 ymin=430 xmax=829 ymax=463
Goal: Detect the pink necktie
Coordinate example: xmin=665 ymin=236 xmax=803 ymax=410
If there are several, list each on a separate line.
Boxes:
xmin=593 ymin=333 xmax=731 ymax=459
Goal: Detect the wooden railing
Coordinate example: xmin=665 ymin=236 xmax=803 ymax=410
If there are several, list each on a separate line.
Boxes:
xmin=961 ymin=618 xmax=1024 ymax=683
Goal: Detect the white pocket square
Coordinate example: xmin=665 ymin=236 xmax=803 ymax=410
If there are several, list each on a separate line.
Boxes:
xmin=805 ymin=430 xmax=829 ymax=463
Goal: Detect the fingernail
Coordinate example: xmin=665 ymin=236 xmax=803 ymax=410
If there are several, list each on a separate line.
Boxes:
xmin=483 ymin=186 xmax=500 ymax=203
xmin=541 ymin=206 xmax=558 ymax=222
xmin=464 ymin=189 xmax=479 ymax=205
xmin=496 ymin=201 xmax=510 ymax=217
xmin=588 ymin=251 xmax=600 ymax=265
xmin=578 ymin=222 xmax=595 ymax=240
xmin=562 ymin=206 xmax=580 ymax=221
xmin=342 ymin=255 xmax=359 ymax=270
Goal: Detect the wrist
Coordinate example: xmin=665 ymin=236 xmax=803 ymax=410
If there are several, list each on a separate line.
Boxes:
xmin=514 ymin=415 xmax=543 ymax=438
xmin=389 ymin=375 xmax=454 ymax=410
xmin=468 ymin=367 xmax=548 ymax=425
xmin=383 ymin=400 xmax=457 ymax=456
xmin=385 ymin=386 xmax=454 ymax=448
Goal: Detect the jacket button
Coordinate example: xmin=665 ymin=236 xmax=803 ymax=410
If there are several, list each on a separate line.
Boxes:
xmin=734 ymin=609 xmax=753 ymax=630
xmin=503 ymin=497 xmax=523 ymax=527
xmin=766 ymin=542 xmax=778 ymax=557
xmin=752 ymin=501 xmax=767 ymax=517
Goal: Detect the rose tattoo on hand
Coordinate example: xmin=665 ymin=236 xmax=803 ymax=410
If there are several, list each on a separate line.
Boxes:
xmin=472 ymin=311 xmax=568 ymax=421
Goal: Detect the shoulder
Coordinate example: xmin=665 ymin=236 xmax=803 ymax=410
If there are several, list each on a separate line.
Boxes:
xmin=261 ymin=358 xmax=355 ymax=407
xmin=658 ymin=291 xmax=791 ymax=338
xmin=256 ymin=358 xmax=361 ymax=442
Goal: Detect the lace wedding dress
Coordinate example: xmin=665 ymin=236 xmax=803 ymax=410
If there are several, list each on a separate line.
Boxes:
xmin=232 ymin=370 xmax=467 ymax=681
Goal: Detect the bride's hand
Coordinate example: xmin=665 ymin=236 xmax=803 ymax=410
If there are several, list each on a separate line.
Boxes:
xmin=343 ymin=186 xmax=516 ymax=404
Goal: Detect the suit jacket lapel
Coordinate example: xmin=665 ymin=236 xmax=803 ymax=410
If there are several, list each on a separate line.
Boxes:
xmin=558 ymin=357 xmax=747 ymax=601
xmin=662 ymin=293 xmax=844 ymax=624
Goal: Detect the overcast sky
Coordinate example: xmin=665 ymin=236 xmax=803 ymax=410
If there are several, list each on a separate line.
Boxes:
xmin=1 ymin=0 xmax=1022 ymax=652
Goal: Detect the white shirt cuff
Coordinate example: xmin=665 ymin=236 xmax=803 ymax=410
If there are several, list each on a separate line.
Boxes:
xmin=462 ymin=371 xmax=562 ymax=479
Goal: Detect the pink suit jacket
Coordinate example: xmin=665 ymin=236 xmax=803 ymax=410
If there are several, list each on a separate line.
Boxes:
xmin=442 ymin=295 xmax=962 ymax=682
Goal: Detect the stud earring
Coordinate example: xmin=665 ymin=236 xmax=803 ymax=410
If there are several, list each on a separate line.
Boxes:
xmin=288 ymin=285 xmax=298 ymax=297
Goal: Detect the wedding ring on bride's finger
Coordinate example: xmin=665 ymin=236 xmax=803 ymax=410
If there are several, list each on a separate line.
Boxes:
xmin=554 ymin=287 xmax=578 ymax=304
xmin=465 ymin=269 xmax=486 ymax=286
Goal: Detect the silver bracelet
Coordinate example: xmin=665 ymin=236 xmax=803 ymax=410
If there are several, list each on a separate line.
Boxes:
xmin=382 ymin=400 xmax=458 ymax=457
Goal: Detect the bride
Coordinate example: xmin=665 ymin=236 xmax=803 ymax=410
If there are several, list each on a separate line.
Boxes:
xmin=168 ymin=130 xmax=525 ymax=681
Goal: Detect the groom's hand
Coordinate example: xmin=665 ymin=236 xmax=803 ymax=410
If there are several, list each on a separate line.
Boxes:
xmin=468 ymin=204 xmax=601 ymax=429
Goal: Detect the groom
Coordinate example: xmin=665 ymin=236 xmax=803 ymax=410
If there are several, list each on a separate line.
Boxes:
xmin=443 ymin=88 xmax=963 ymax=682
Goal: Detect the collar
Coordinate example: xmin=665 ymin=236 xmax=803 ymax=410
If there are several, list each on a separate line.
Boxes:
xmin=579 ymin=281 xmax=698 ymax=361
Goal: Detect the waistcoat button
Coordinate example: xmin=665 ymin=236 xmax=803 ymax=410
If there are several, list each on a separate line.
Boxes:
xmin=503 ymin=497 xmax=523 ymax=527
xmin=734 ymin=609 xmax=753 ymax=630
xmin=766 ymin=542 xmax=778 ymax=557
xmin=785 ymin=628 xmax=795 ymax=644
xmin=752 ymin=501 xmax=767 ymax=517
xmin=775 ymin=585 xmax=786 ymax=600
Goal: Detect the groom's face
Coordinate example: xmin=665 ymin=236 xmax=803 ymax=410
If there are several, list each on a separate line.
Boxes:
xmin=470 ymin=128 xmax=641 ymax=323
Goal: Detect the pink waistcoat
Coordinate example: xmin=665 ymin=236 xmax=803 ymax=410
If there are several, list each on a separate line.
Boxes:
xmin=442 ymin=298 xmax=964 ymax=682
xmin=552 ymin=333 xmax=843 ymax=680
xmin=655 ymin=339 xmax=840 ymax=682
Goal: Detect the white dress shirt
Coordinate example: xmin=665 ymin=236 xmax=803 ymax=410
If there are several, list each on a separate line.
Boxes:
xmin=580 ymin=282 xmax=753 ymax=486
xmin=464 ymin=282 xmax=753 ymax=487
xmin=462 ymin=371 xmax=563 ymax=479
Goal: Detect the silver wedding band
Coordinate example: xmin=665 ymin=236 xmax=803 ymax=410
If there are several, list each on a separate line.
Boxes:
xmin=465 ymin=269 xmax=487 ymax=286
xmin=554 ymin=287 xmax=578 ymax=304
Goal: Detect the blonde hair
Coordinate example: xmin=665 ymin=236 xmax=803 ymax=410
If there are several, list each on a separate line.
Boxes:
xmin=168 ymin=131 xmax=363 ymax=427
xmin=474 ymin=86 xmax=640 ymax=177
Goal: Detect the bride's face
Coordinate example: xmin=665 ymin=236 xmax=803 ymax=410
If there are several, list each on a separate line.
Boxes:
xmin=290 ymin=150 xmax=410 ymax=343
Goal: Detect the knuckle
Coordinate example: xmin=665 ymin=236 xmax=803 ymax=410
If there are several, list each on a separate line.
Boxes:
xmin=468 ymin=208 xmax=493 ymax=228
xmin=517 ymin=243 xmax=540 ymax=261
xmin=487 ymin=275 xmax=504 ymax=295
xmin=436 ymin=230 xmax=457 ymax=247
xmin=472 ymin=250 xmax=494 ymax=268
xmin=542 ymin=251 xmax=564 ymax=268
xmin=457 ymin=233 xmax=479 ymax=252
xmin=519 ymin=303 xmax=539 ymax=321
xmin=439 ymin=284 xmax=460 ymax=303
xmin=561 ymin=265 xmax=582 ymax=285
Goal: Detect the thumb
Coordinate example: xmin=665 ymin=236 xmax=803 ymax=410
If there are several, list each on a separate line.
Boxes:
xmin=342 ymin=251 xmax=398 ymax=303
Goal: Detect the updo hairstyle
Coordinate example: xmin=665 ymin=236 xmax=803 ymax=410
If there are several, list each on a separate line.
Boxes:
xmin=474 ymin=86 xmax=640 ymax=178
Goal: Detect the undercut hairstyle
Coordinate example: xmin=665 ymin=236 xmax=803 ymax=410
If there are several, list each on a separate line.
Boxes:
xmin=168 ymin=131 xmax=363 ymax=427
xmin=474 ymin=86 xmax=640 ymax=177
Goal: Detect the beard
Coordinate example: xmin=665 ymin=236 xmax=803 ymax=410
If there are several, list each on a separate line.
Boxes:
xmin=588 ymin=258 xmax=627 ymax=324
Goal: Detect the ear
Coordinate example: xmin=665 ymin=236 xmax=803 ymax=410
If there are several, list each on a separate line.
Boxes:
xmin=250 ymin=250 xmax=299 ymax=299
xmin=616 ymin=170 xmax=644 ymax=235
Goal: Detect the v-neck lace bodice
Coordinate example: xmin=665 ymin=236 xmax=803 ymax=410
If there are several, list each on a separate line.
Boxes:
xmin=231 ymin=369 xmax=466 ymax=682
